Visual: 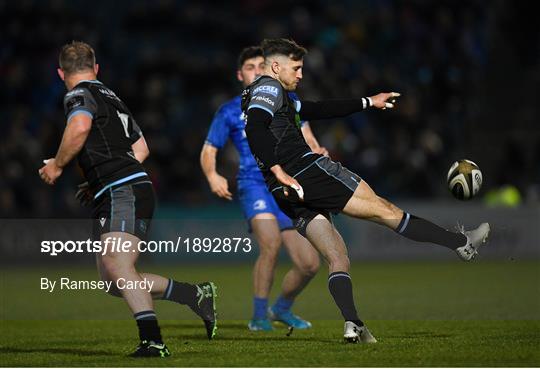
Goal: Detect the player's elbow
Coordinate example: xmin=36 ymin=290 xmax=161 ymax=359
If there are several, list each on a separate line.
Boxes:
xmin=131 ymin=136 xmax=150 ymax=163
xmin=200 ymin=150 xmax=209 ymax=171
xmin=141 ymin=148 xmax=150 ymax=162
xmin=200 ymin=145 xmax=210 ymax=163
xmin=73 ymin=121 xmax=92 ymax=136
xmin=135 ymin=146 xmax=150 ymax=163
xmin=244 ymin=125 xmax=257 ymax=150
xmin=143 ymin=145 xmax=150 ymax=158
xmin=69 ymin=115 xmax=92 ymax=135
xmin=200 ymin=144 xmax=217 ymax=169
xmin=304 ymin=257 xmax=320 ymax=277
xmin=70 ymin=122 xmax=92 ymax=148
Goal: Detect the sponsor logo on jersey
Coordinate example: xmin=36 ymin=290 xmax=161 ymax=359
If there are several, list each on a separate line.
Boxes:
xmin=99 ymin=217 xmax=107 ymax=227
xmin=66 ymin=96 xmax=85 ymax=110
xmin=252 ymin=95 xmax=275 ymax=106
xmin=253 ymin=199 xmax=267 ymax=210
xmin=253 ymin=85 xmax=279 ymax=97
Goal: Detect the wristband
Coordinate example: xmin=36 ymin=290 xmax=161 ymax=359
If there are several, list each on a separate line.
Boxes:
xmin=362 ymin=97 xmax=373 ymax=109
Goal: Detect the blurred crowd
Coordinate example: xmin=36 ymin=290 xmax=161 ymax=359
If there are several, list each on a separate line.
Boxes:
xmin=1 ymin=0 xmax=538 ymax=217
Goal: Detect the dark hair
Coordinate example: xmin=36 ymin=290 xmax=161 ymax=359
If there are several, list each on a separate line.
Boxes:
xmin=260 ymin=38 xmax=307 ymax=61
xmin=59 ymin=41 xmax=96 ymax=75
xmin=237 ymin=46 xmax=264 ymax=69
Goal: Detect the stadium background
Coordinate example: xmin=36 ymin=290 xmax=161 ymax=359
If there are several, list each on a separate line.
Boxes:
xmin=0 ymin=1 xmax=539 ymax=366
xmin=1 ymin=0 xmax=538 ymax=218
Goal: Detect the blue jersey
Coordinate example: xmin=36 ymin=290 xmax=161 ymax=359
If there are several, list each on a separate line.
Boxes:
xmin=205 ymin=93 xmax=303 ymax=182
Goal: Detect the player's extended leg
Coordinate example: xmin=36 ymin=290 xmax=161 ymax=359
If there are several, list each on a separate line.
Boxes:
xmin=96 ymin=258 xmax=168 ymax=298
xmin=249 ymin=213 xmax=283 ymax=331
xmin=304 ymin=214 xmax=376 ymax=343
xmin=268 ymin=229 xmax=320 ymax=329
xmin=342 ymin=180 xmax=490 ymax=260
xmin=98 ymin=231 xmax=170 ymax=357
xmin=96 ymin=245 xmax=217 ymax=340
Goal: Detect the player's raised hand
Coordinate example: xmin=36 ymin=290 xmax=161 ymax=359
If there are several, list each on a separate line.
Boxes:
xmin=38 ymin=158 xmax=63 ymax=185
xmin=208 ymin=173 xmax=233 ymax=200
xmin=270 ymin=165 xmax=304 ymax=201
xmin=370 ymin=92 xmax=400 ymax=110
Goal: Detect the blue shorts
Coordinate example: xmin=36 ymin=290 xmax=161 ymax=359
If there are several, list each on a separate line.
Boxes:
xmin=238 ymin=178 xmax=294 ymax=232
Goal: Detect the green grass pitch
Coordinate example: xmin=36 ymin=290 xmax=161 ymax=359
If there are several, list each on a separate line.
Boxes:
xmin=1 ymin=261 xmax=539 ymax=366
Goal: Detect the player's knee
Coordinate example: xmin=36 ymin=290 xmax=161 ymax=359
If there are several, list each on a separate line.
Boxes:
xmin=101 ymin=256 xmax=119 ymax=275
xmin=299 ymin=257 xmax=320 ymax=277
xmin=257 ymin=240 xmax=280 ymax=265
xmin=258 ymin=247 xmax=279 ymax=264
xmin=100 ymin=255 xmax=132 ymax=277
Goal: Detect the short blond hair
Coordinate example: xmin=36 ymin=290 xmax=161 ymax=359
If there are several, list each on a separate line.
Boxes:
xmin=59 ymin=41 xmax=96 ymax=75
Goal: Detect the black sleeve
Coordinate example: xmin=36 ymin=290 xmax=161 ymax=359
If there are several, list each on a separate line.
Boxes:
xmin=245 ymin=107 xmax=278 ymax=169
xmin=298 ymin=98 xmax=371 ymax=121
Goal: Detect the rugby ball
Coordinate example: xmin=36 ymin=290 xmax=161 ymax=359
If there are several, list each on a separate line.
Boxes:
xmin=447 ymin=159 xmax=482 ymax=200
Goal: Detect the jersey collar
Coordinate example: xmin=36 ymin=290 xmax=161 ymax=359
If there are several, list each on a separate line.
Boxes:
xmin=76 ymin=79 xmax=103 ymax=86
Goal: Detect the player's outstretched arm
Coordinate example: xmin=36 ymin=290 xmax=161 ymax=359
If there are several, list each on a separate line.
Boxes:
xmin=298 ymin=92 xmax=400 ymax=121
xmin=200 ymin=143 xmax=232 ymax=200
xmin=38 ymin=113 xmax=92 ymax=185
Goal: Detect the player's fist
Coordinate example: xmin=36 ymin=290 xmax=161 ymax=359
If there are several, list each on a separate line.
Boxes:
xmin=208 ymin=173 xmax=233 ymax=200
xmin=270 ymin=165 xmax=304 ymax=201
xmin=38 ymin=158 xmax=63 ymax=185
xmin=370 ymin=92 xmax=400 ymax=110
xmin=313 ymin=146 xmax=329 ymax=157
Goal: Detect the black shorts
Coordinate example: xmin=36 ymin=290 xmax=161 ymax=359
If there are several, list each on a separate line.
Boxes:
xmin=92 ymin=181 xmax=155 ymax=241
xmin=271 ymin=155 xmax=362 ymax=236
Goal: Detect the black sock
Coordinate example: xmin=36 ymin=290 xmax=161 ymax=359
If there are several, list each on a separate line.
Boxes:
xmin=396 ymin=212 xmax=467 ymax=250
xmin=328 ymin=272 xmax=363 ymax=325
xmin=162 ymin=279 xmax=197 ymax=307
xmin=134 ymin=310 xmax=162 ymax=343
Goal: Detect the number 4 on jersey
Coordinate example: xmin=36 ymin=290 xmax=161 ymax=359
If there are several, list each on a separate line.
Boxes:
xmin=117 ymin=110 xmax=130 ymax=138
